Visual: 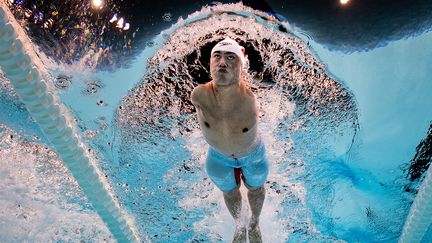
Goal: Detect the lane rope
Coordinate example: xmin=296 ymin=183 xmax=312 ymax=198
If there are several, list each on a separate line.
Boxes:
xmin=399 ymin=163 xmax=432 ymax=242
xmin=0 ymin=6 xmax=139 ymax=242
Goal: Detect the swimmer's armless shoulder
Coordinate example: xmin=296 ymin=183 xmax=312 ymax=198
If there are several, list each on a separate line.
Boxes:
xmin=191 ymin=83 xmax=214 ymax=129
xmin=191 ymin=83 xmax=214 ymax=108
xmin=244 ymin=85 xmax=258 ymax=116
xmin=243 ymin=84 xmax=256 ymax=99
xmin=191 ymin=84 xmax=205 ymax=108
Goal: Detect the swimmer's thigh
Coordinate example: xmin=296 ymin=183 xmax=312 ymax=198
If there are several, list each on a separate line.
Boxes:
xmin=242 ymin=150 xmax=269 ymax=189
xmin=205 ymin=153 xmax=238 ymax=192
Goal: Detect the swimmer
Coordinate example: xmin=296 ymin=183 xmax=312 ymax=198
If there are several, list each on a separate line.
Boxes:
xmin=191 ymin=38 xmax=269 ymax=243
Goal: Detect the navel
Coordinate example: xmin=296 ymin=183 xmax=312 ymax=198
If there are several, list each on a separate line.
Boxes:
xmin=242 ymin=127 xmax=249 ymax=133
xmin=204 ymin=121 xmax=210 ymax=128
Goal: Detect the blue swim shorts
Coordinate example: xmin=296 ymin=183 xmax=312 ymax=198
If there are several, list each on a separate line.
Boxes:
xmin=205 ymin=140 xmax=269 ymax=192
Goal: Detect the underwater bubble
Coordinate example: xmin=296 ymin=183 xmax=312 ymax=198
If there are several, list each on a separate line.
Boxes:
xmin=84 ymin=130 xmax=98 ymax=138
xmin=95 ymin=116 xmax=108 ymax=131
xmin=162 ymin=12 xmax=172 ymax=22
xmin=97 ymin=100 xmax=105 ymax=106
xmin=54 ymin=74 xmax=72 ymax=90
xmin=82 ymin=79 xmax=104 ymax=95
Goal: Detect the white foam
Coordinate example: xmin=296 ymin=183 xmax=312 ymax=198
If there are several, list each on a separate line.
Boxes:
xmin=0 ymin=125 xmax=113 ymax=242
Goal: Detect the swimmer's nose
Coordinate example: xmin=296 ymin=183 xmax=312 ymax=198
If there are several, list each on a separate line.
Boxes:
xmin=219 ymin=59 xmax=227 ymax=67
xmin=218 ymin=56 xmax=228 ymax=67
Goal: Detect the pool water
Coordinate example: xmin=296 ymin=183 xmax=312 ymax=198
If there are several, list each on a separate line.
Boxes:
xmin=0 ymin=2 xmax=431 ymax=242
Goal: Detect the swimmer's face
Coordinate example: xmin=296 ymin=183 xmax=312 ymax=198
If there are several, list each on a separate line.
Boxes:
xmin=210 ymin=51 xmax=242 ymax=85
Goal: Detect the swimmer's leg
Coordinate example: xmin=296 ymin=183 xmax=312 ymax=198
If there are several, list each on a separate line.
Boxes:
xmin=241 ymin=144 xmax=269 ymax=243
xmin=206 ymin=152 xmax=246 ymax=242
xmin=247 ymin=186 xmax=265 ymax=243
xmin=223 ymin=187 xmax=242 ymax=222
xmin=223 ymin=185 xmax=247 ymax=243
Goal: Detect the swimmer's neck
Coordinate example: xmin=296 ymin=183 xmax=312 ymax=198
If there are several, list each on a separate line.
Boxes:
xmin=212 ymin=79 xmax=244 ymax=97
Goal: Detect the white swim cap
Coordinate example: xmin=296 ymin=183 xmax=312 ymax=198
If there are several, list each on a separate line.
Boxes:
xmin=211 ymin=37 xmax=245 ymax=65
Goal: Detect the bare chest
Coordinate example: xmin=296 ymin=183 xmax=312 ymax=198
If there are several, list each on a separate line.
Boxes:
xmin=197 ymin=98 xmax=257 ymax=134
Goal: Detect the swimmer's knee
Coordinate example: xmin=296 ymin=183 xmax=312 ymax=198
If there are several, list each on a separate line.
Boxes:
xmin=247 ymin=185 xmax=265 ymax=194
xmin=249 ymin=185 xmax=264 ymax=191
xmin=223 ymin=185 xmax=241 ymax=197
xmin=243 ymin=173 xmax=267 ymax=191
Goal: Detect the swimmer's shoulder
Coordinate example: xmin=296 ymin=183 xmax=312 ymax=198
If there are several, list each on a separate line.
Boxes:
xmin=241 ymin=82 xmax=256 ymax=100
xmin=245 ymin=87 xmax=255 ymax=98
xmin=191 ymin=81 xmax=213 ymax=107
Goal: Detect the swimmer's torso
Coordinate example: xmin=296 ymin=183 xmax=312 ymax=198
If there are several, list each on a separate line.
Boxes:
xmin=191 ymin=81 xmax=260 ymax=158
